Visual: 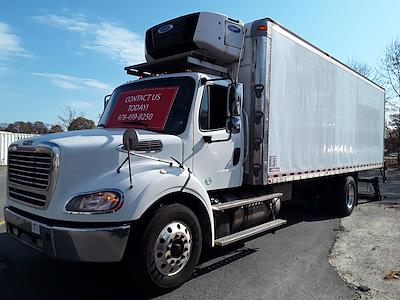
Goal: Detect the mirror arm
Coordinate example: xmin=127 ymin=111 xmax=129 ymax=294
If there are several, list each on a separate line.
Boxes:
xmin=200 ymin=77 xmax=232 ymax=86
xmin=203 ymin=130 xmax=232 ymax=144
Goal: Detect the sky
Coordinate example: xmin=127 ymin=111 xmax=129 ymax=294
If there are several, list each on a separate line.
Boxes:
xmin=0 ymin=0 xmax=399 ymax=125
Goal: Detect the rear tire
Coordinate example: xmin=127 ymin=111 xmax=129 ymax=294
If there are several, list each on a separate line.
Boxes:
xmin=335 ymin=176 xmax=357 ymax=216
xmin=129 ymin=203 xmax=202 ymax=292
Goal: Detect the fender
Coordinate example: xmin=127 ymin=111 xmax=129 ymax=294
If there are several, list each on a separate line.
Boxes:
xmin=124 ymin=166 xmax=215 ymax=245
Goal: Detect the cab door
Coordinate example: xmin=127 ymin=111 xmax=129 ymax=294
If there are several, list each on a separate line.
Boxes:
xmin=192 ymin=83 xmax=243 ymax=190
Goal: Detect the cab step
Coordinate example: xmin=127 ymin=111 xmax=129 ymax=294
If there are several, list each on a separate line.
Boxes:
xmin=214 ymin=219 xmax=287 ymax=246
xmin=211 ymin=193 xmax=283 ymax=211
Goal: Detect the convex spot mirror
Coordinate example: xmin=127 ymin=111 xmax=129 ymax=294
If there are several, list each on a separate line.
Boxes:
xmin=123 ymin=128 xmax=139 ymax=151
xmin=104 ymin=94 xmax=111 ymax=111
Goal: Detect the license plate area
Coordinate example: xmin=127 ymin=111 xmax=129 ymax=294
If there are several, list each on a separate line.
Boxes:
xmin=8 ymin=223 xmax=44 ymax=249
xmin=31 ymin=221 xmax=40 ymax=235
xmin=4 ymin=208 xmax=56 ymax=257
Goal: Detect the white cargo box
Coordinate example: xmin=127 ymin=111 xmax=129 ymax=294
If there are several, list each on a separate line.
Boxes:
xmin=241 ymin=19 xmax=385 ymax=185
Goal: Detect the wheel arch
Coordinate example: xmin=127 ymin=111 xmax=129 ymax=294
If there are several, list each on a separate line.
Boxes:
xmin=135 ymin=191 xmax=214 ymax=248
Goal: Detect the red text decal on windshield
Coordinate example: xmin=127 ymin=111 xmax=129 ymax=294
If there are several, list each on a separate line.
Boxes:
xmin=106 ymin=87 xmax=179 ymax=130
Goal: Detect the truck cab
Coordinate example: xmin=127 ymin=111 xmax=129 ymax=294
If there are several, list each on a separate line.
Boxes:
xmin=100 ymin=71 xmax=244 ymax=189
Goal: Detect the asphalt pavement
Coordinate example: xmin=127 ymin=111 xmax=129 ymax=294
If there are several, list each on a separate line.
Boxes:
xmin=0 ymin=166 xmax=356 ymax=300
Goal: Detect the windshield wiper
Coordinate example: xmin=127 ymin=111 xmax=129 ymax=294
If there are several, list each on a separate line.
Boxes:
xmin=122 ymin=120 xmax=163 ymax=133
xmin=121 ymin=120 xmax=152 ymax=129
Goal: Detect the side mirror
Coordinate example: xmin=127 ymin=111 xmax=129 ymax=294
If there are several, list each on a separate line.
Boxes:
xmin=119 ymin=128 xmax=139 ymax=190
xmin=228 ymin=83 xmax=243 ymax=117
xmin=104 ymin=94 xmax=111 ymax=111
xmin=226 ymin=83 xmax=243 ymax=134
xmin=123 ymin=128 xmax=139 ymax=151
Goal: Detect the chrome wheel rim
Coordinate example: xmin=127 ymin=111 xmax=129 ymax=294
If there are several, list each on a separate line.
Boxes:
xmin=154 ymin=221 xmax=192 ymax=276
xmin=346 ymin=184 xmax=355 ymax=209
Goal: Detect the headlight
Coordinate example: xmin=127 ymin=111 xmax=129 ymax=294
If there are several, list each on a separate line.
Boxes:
xmin=66 ymin=191 xmax=123 ymax=213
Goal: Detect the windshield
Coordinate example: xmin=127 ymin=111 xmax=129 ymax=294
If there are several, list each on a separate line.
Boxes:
xmin=99 ymin=77 xmax=195 ymax=135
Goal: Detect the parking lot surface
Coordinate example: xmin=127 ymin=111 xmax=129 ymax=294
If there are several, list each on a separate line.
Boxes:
xmin=0 ymin=166 xmax=356 ymax=299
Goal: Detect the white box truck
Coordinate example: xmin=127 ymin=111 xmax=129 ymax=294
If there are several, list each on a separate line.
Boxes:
xmin=4 ymin=12 xmax=384 ymax=290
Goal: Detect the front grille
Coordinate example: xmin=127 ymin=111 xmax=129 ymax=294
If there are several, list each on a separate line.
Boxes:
xmin=8 ymin=151 xmax=52 ymax=190
xmin=8 ymin=187 xmax=47 ymax=207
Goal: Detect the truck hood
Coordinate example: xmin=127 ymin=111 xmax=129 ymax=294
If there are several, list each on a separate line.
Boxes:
xmin=13 ymin=128 xmax=183 ymax=165
xmin=9 ymin=128 xmax=184 ymax=217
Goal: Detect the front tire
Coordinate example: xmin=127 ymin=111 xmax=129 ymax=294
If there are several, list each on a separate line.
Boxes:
xmin=131 ymin=203 xmax=202 ymax=291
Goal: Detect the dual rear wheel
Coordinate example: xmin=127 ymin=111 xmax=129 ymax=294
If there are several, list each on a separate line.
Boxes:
xmin=335 ymin=176 xmax=357 ymax=216
xmin=320 ymin=175 xmax=357 ymax=216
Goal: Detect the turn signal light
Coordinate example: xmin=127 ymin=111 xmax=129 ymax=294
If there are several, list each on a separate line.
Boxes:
xmin=257 ymin=25 xmax=268 ymax=31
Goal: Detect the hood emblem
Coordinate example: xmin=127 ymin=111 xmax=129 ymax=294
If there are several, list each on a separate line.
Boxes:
xmin=157 ymin=24 xmax=174 ymax=34
xmin=22 ymin=140 xmax=34 ymax=146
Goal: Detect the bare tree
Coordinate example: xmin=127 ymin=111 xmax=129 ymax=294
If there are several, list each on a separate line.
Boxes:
xmin=57 ymin=105 xmax=83 ymax=130
xmin=50 ymin=124 xmax=64 ymax=133
xmin=0 ymin=122 xmax=8 ymax=131
xmin=347 ymin=58 xmax=374 ymax=79
xmin=32 ymin=121 xmax=48 ymax=134
xmin=378 ymin=38 xmax=400 ymax=104
xmin=378 ymin=38 xmax=400 ymax=164
xmin=68 ymin=117 xmax=96 ymax=131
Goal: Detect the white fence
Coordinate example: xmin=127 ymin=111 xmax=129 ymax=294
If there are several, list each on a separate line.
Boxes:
xmin=0 ymin=131 xmax=38 ymax=165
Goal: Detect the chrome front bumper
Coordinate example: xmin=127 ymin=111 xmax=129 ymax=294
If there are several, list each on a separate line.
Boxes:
xmin=4 ymin=207 xmax=131 ymax=262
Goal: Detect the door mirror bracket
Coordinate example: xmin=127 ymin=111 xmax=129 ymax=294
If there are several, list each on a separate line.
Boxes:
xmin=203 ymin=132 xmax=232 ymax=144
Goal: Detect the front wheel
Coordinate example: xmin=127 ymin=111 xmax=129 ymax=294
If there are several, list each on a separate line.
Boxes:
xmin=130 ymin=203 xmax=202 ymax=291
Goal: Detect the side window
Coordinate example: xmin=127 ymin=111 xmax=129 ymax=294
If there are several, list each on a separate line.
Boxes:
xmin=199 ymin=85 xmax=228 ymax=131
xmin=199 ymin=87 xmax=210 ymax=130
